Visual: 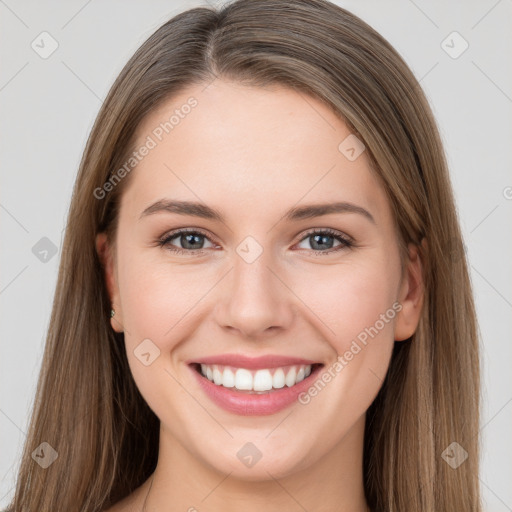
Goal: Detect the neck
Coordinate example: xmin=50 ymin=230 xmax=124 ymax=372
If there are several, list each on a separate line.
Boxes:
xmin=141 ymin=414 xmax=369 ymax=512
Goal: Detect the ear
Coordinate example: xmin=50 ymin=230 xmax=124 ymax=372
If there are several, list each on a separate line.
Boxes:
xmin=95 ymin=232 xmax=124 ymax=333
xmin=394 ymin=239 xmax=426 ymax=342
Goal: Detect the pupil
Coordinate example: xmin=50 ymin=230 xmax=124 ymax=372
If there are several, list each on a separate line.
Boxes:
xmin=312 ymin=234 xmax=333 ymax=250
xmin=183 ymin=233 xmax=203 ymax=249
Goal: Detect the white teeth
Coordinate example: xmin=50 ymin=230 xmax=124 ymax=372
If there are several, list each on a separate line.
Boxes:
xmin=285 ymin=366 xmax=297 ymax=387
xmin=253 ymin=369 xmax=273 ymax=391
xmin=235 ymin=368 xmax=253 ymax=390
xmin=213 ymin=366 xmax=223 ymax=385
xmin=198 ymin=363 xmax=314 ymax=391
xmin=272 ymin=368 xmax=285 ymax=389
xmin=223 ymin=368 xmax=235 ymax=388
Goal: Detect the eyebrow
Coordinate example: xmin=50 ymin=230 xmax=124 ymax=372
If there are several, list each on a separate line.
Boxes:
xmin=139 ymin=199 xmax=375 ymax=224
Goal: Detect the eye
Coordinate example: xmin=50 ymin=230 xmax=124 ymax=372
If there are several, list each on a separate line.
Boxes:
xmin=158 ymin=229 xmax=216 ymax=254
xmin=295 ymin=228 xmax=353 ymax=254
xmin=158 ymin=227 xmax=354 ymax=256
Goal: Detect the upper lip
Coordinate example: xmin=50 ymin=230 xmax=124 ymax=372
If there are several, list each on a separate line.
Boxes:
xmin=188 ymin=354 xmax=320 ymax=369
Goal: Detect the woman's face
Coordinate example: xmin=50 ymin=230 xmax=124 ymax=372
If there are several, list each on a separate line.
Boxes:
xmin=98 ymin=79 xmax=423 ymax=480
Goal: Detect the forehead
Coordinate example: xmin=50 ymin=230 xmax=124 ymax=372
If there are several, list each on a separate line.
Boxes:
xmin=122 ymin=80 xmax=389 ymax=223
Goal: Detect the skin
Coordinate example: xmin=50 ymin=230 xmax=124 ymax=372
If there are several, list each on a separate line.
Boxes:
xmin=97 ymin=79 xmax=424 ymax=512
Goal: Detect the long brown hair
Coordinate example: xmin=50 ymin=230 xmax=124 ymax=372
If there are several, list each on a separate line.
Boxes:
xmin=9 ymin=1 xmax=481 ymax=510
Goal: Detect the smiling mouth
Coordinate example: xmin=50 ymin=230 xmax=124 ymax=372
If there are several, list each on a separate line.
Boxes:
xmin=190 ymin=362 xmax=324 ymax=394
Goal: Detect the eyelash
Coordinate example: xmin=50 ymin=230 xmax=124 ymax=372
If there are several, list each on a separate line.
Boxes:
xmin=157 ymin=227 xmax=354 ymax=256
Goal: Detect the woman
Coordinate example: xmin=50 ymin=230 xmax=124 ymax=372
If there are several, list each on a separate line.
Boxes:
xmin=8 ymin=0 xmax=481 ymax=510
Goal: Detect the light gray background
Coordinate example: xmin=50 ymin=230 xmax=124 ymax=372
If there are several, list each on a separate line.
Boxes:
xmin=1 ymin=0 xmax=511 ymax=510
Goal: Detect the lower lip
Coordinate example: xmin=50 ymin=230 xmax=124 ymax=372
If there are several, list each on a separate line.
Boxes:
xmin=189 ymin=364 xmax=323 ymax=416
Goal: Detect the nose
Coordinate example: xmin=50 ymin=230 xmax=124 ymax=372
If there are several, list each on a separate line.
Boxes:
xmin=214 ymin=249 xmax=295 ymax=339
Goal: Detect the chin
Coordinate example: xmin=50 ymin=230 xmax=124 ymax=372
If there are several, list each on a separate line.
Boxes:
xmin=195 ymin=435 xmax=318 ymax=482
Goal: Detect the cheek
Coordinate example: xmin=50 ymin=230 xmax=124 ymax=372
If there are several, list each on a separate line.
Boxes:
xmin=118 ymin=251 xmax=204 ymax=346
xmin=289 ymin=255 xmax=400 ymax=352
xmin=287 ymin=257 xmax=400 ymax=415
xmin=116 ymin=255 xmax=202 ymax=417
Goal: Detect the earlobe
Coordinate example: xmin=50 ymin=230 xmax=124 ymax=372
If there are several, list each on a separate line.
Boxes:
xmin=95 ymin=233 xmax=124 ymax=333
xmin=394 ymin=240 xmax=426 ymax=342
